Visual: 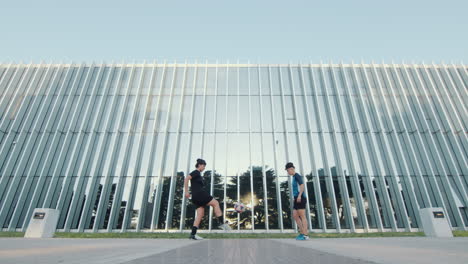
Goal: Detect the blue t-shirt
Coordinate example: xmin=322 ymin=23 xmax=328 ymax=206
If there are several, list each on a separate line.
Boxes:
xmin=292 ymin=173 xmax=306 ymax=198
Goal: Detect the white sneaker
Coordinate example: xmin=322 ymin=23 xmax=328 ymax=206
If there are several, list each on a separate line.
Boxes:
xmin=219 ymin=222 xmax=232 ymax=231
xmin=189 ymin=234 xmax=204 ymax=240
xmin=303 ymin=235 xmax=310 ymax=240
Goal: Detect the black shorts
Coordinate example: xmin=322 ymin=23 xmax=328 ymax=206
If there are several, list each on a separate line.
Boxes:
xmin=191 ymin=191 xmax=213 ymax=208
xmin=293 ymin=196 xmax=307 ymax=210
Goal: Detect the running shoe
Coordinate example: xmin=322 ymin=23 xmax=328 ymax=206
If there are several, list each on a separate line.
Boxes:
xmin=189 ymin=234 xmax=204 ymax=240
xmin=219 ymin=221 xmax=232 ymax=231
xmin=296 ymin=234 xmax=305 ymax=240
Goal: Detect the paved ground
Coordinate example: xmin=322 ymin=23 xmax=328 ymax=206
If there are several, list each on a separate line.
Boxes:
xmin=277 ymin=237 xmax=468 ymax=264
xmin=126 ymin=239 xmax=373 ymax=264
xmin=1 ymin=237 xmax=467 ymax=264
xmin=0 ymin=238 xmax=194 ymax=264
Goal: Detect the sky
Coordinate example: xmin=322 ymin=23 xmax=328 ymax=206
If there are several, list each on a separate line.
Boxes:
xmin=0 ymin=0 xmax=467 ymax=63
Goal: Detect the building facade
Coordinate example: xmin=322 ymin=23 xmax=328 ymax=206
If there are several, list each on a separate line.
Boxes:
xmin=0 ymin=62 xmax=466 ymax=233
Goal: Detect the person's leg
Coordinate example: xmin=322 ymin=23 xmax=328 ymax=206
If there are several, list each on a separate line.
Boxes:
xmin=298 ymin=209 xmax=308 ymax=236
xmin=207 ymin=198 xmax=229 ymax=229
xmin=207 ymin=198 xmax=222 ymax=217
xmin=191 ymin=207 xmax=205 ymax=236
xmin=293 ymin=209 xmax=304 ymax=235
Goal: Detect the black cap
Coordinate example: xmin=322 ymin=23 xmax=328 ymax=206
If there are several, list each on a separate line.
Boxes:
xmin=285 ymin=162 xmax=295 ymax=170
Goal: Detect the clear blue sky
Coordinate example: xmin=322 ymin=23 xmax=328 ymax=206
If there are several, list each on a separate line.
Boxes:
xmin=1 ymin=0 xmax=467 ymax=63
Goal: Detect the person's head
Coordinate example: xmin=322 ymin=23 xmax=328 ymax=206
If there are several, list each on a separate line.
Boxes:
xmin=285 ymin=162 xmax=295 ymax=175
xmin=195 ymin=158 xmax=206 ymax=171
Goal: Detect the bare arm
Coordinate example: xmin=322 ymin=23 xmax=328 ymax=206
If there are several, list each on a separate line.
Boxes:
xmin=184 ymin=175 xmax=192 ymax=198
xmin=298 ymin=184 xmax=305 ymax=200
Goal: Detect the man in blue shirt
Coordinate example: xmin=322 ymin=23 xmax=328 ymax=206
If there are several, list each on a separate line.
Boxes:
xmin=286 ymin=162 xmax=309 ymax=240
